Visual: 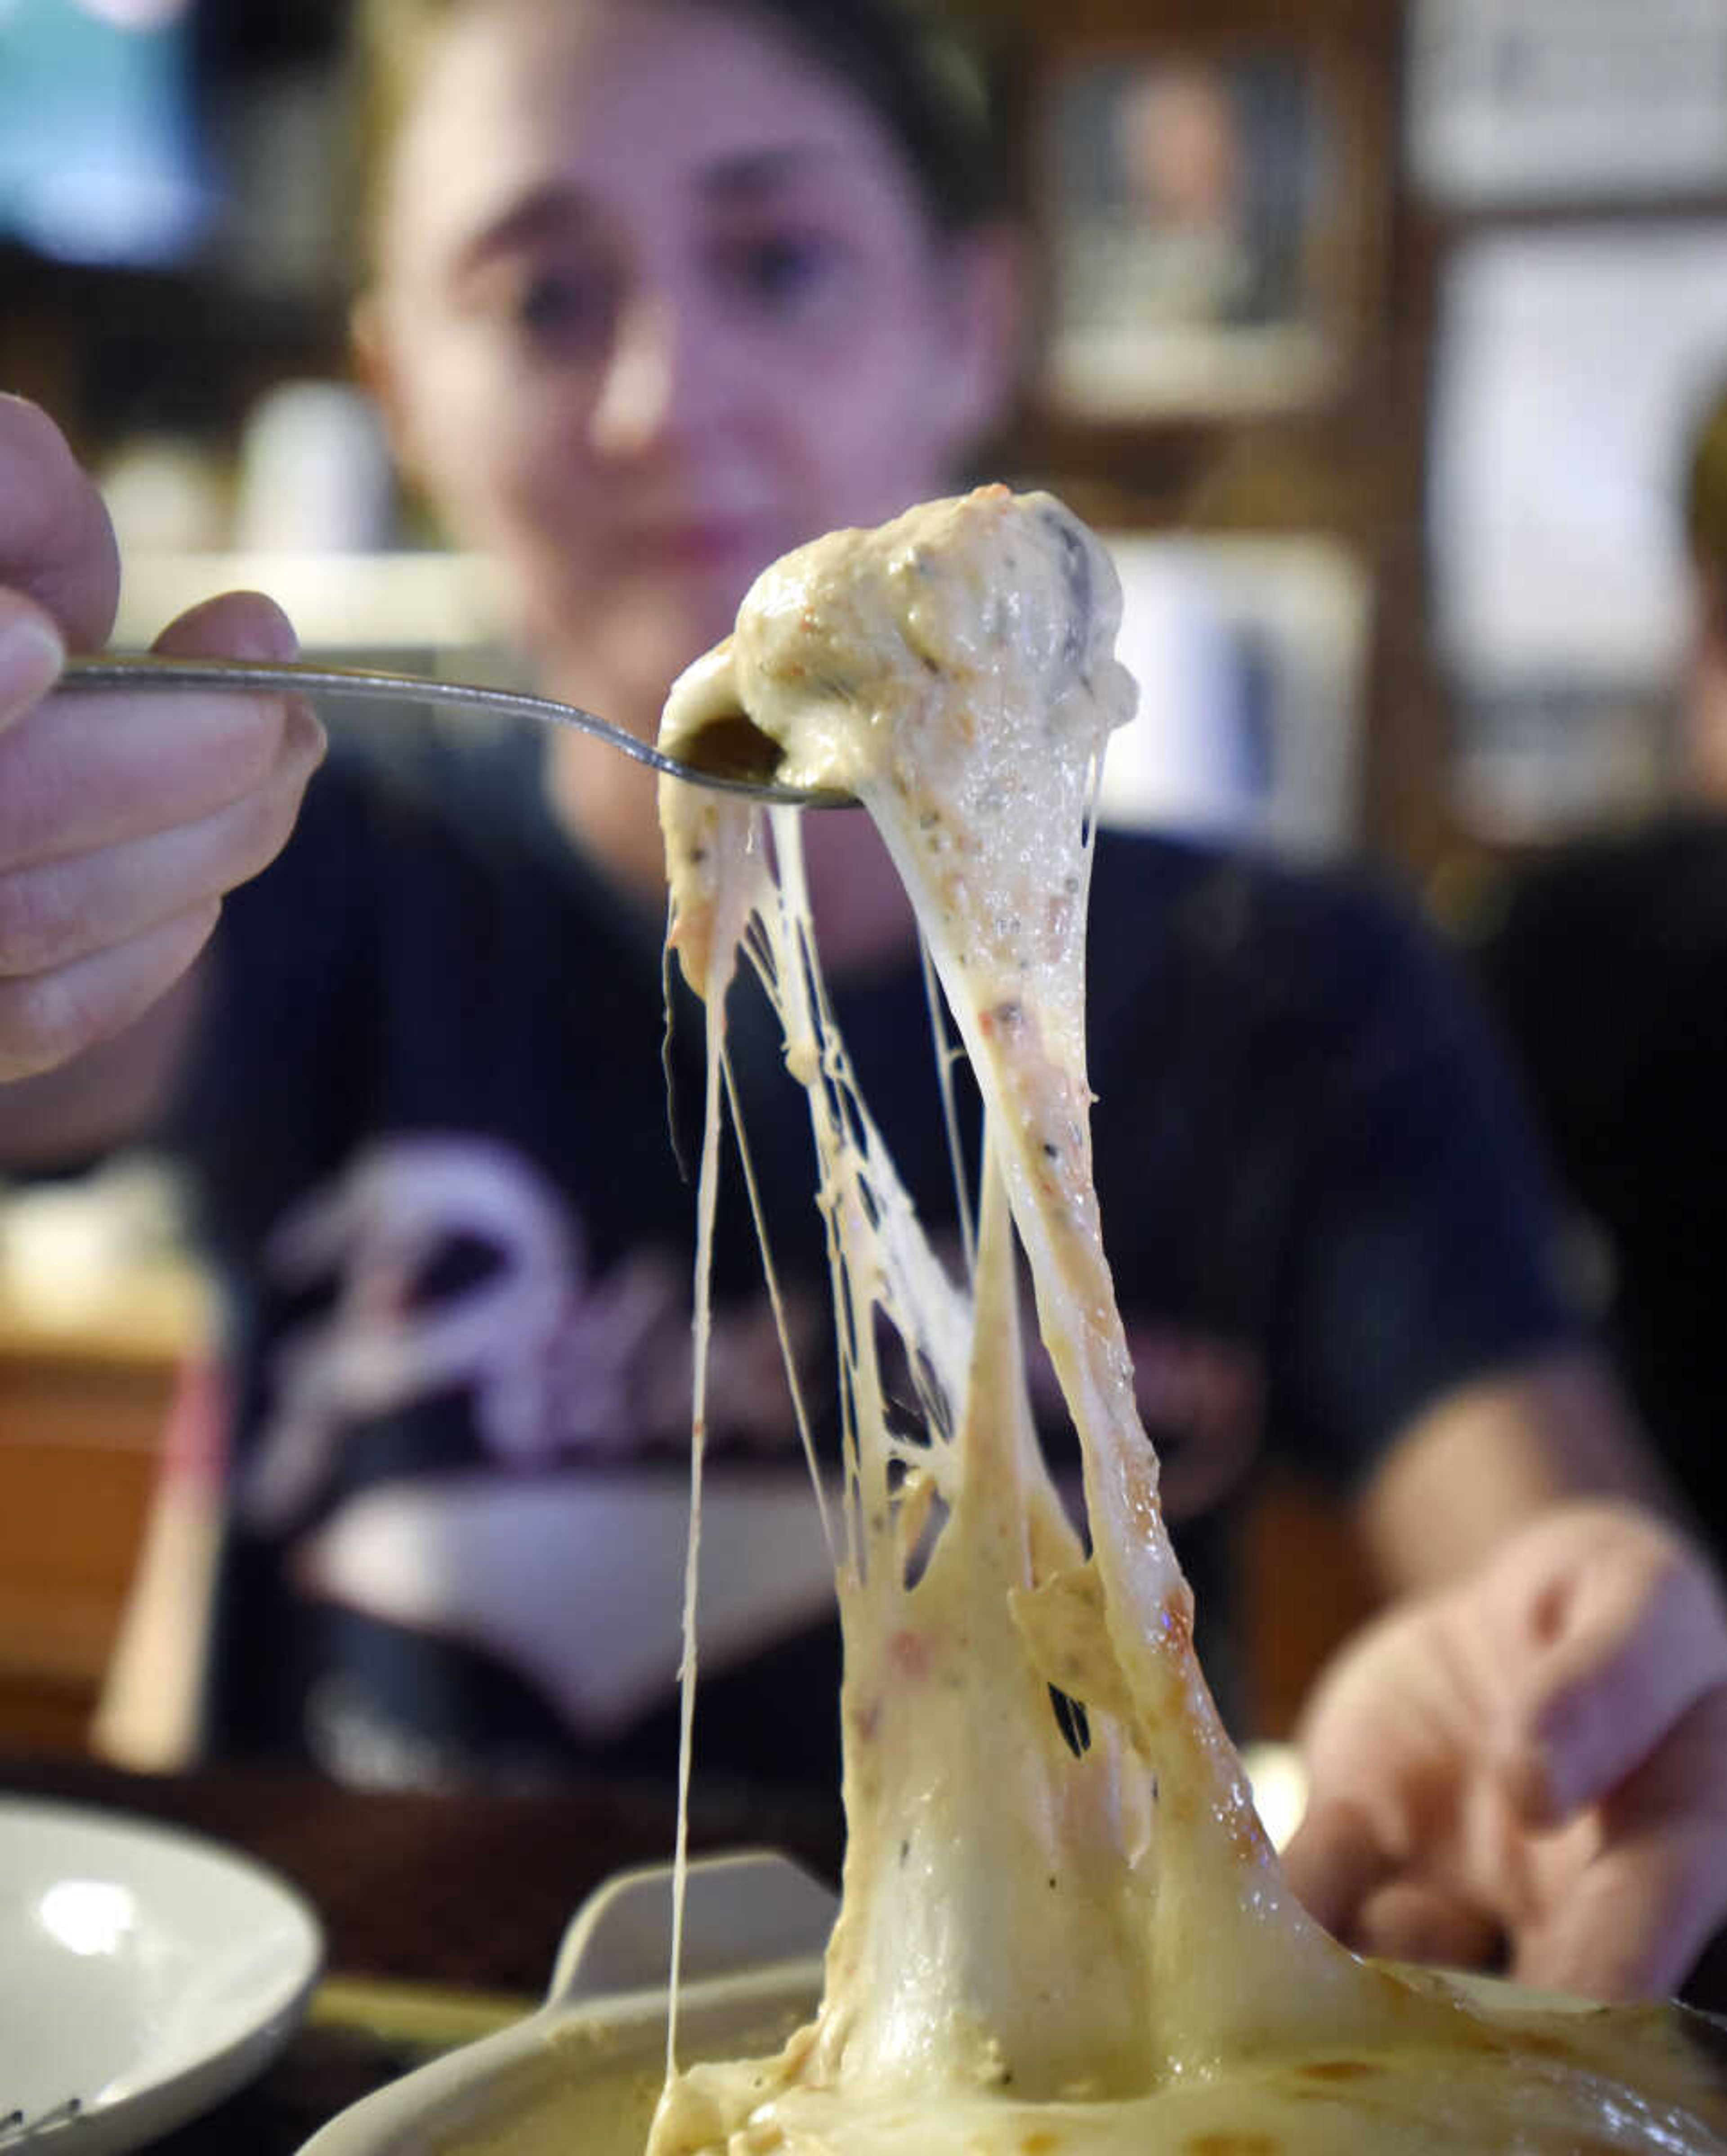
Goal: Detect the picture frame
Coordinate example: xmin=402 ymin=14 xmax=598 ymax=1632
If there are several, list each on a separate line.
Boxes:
xmin=1428 ymin=223 xmax=1727 ymax=695
xmin=1095 ymin=533 xmax=1372 ymax=858
xmin=1406 ymin=0 xmax=1727 ymax=210
xmin=1427 ymin=222 xmax=1727 ymax=838
xmin=1034 ymin=36 xmax=1382 ymax=423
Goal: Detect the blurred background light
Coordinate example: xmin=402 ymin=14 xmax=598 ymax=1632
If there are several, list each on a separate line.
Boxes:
xmin=0 ymin=0 xmax=212 ymax=265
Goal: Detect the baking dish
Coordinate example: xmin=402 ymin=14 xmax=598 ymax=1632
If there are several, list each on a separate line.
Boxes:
xmin=296 ymin=1851 xmax=833 ymax=2156
xmin=298 ymin=1846 xmax=1727 ymax=2156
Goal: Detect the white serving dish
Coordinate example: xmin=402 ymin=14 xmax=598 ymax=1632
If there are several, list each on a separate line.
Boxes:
xmin=298 ymin=1841 xmax=1727 ymax=2156
xmin=296 ymin=1851 xmax=835 ymax=2156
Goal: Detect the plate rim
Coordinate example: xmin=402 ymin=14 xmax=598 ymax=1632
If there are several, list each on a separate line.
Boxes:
xmin=0 ymin=1791 xmax=325 ymax=2154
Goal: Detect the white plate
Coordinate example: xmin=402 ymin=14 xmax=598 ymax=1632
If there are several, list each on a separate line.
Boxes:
xmin=0 ymin=1795 xmax=324 ymax=2154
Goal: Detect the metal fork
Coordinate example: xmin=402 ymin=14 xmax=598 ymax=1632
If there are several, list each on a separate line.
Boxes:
xmin=0 ymin=2098 xmax=82 ymax=2147
xmin=59 ymin=655 xmax=853 ymax=809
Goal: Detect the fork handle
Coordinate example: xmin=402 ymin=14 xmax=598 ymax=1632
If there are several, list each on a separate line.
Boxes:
xmin=59 ymin=653 xmax=694 ymax=780
xmin=58 ymin=653 xmax=840 ymax=805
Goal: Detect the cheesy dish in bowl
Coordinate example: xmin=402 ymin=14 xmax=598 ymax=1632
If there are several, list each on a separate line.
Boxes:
xmin=307 ymin=489 xmax=1727 ymax=2156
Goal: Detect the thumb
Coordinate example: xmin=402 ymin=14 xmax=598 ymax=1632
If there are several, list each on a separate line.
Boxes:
xmin=151 ymin=589 xmax=322 ymax=769
xmin=152 ymin=587 xmax=301 ymax=665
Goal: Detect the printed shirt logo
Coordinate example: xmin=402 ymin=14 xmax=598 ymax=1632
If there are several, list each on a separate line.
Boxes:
xmin=241 ymin=1134 xmax=805 ymax=1531
xmin=236 ymin=1134 xmax=1266 ymax=1749
xmin=244 ymin=1134 xmax=1265 ymax=1531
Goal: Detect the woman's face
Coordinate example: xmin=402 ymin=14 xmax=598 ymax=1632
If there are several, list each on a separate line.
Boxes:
xmin=364 ymin=0 xmax=1016 ymax=723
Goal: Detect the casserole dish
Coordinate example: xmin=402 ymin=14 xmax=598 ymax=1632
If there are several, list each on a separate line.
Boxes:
xmin=297 ymin=1852 xmax=832 ymax=2156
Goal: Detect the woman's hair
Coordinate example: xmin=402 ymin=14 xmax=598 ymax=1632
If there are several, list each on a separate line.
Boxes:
xmin=349 ymin=0 xmax=1019 ymax=278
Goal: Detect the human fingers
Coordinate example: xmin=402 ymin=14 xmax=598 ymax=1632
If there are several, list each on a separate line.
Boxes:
xmin=1281 ymin=1796 xmax=1398 ymax=1941
xmin=0 ymin=586 xmax=322 ymax=1078
xmin=0 ymin=592 xmax=322 ymax=871
xmin=1282 ymin=1797 xmax=1504 ymax=1970
xmin=1513 ymin=1690 xmax=1727 ymax=2000
xmin=154 ymin=589 xmax=325 ymax=840
xmin=1347 ymin=1880 xmax=1505 ymax=1972
xmin=0 ymin=394 xmax=120 ymax=651
xmin=153 ymin=585 xmax=300 ymax=667
xmin=0 ymin=902 xmax=221 ymax=1082
xmin=153 ymin=587 xmax=326 ymax=829
xmin=0 ymin=589 xmax=66 ymax=737
xmin=1494 ymin=1509 xmax=1727 ymax=1827
xmin=0 ymin=741 xmax=319 ymax=979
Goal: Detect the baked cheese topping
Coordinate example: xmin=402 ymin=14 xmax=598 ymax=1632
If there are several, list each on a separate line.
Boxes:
xmin=652 ymin=487 xmax=1727 ymax=2154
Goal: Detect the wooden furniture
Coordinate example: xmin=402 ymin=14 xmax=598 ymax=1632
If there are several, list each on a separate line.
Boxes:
xmin=0 ymin=1264 xmax=207 ymax=1752
xmin=1240 ymin=1466 xmax=1378 ymax=1739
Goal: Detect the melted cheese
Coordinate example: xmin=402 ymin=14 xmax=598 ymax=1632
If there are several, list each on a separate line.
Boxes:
xmin=652 ymin=486 xmax=1727 ymax=2155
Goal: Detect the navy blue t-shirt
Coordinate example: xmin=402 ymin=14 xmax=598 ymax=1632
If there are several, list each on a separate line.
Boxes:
xmin=168 ymin=742 xmax=1577 ymax=1796
xmin=1464 ymin=813 xmax=1727 ymax=1556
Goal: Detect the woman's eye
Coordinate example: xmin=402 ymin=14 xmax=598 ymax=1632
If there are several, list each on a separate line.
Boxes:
xmin=724 ymin=231 xmax=850 ymax=316
xmin=514 ymin=266 xmax=608 ymax=348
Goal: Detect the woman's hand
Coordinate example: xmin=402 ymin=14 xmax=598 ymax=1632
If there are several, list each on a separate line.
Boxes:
xmin=1282 ymin=1499 xmax=1727 ymax=2000
xmin=0 ymin=394 xmax=325 ymax=1082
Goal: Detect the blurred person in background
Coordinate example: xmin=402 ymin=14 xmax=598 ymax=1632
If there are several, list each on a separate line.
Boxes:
xmin=1678 ymin=380 xmax=1727 ymax=807
xmin=2 ymin=0 xmax=1727 ymax=2004
xmin=1463 ymin=375 xmax=1727 ymax=1589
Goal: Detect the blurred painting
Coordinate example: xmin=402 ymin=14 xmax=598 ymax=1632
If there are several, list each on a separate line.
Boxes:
xmin=1041 ymin=52 xmax=1349 ymax=420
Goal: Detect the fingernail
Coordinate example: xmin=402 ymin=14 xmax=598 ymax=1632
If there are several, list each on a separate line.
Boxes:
xmin=0 ymin=607 xmax=65 ymax=726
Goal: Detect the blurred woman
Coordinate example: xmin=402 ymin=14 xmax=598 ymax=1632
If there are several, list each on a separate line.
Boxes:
xmin=348 ymin=0 xmax=1021 ymax=915
xmin=3 ymin=0 xmax=1727 ymax=2001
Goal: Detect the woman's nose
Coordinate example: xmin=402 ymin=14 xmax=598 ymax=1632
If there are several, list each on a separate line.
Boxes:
xmin=587 ymin=290 xmax=711 ymax=460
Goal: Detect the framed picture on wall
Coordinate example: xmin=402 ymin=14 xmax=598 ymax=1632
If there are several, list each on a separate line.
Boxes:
xmin=1427 ymin=221 xmax=1727 ymax=837
xmin=1407 ymin=0 xmax=1727 ymax=208
xmin=1095 ymin=533 xmax=1372 ymax=858
xmin=1036 ymin=42 xmax=1380 ymax=422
